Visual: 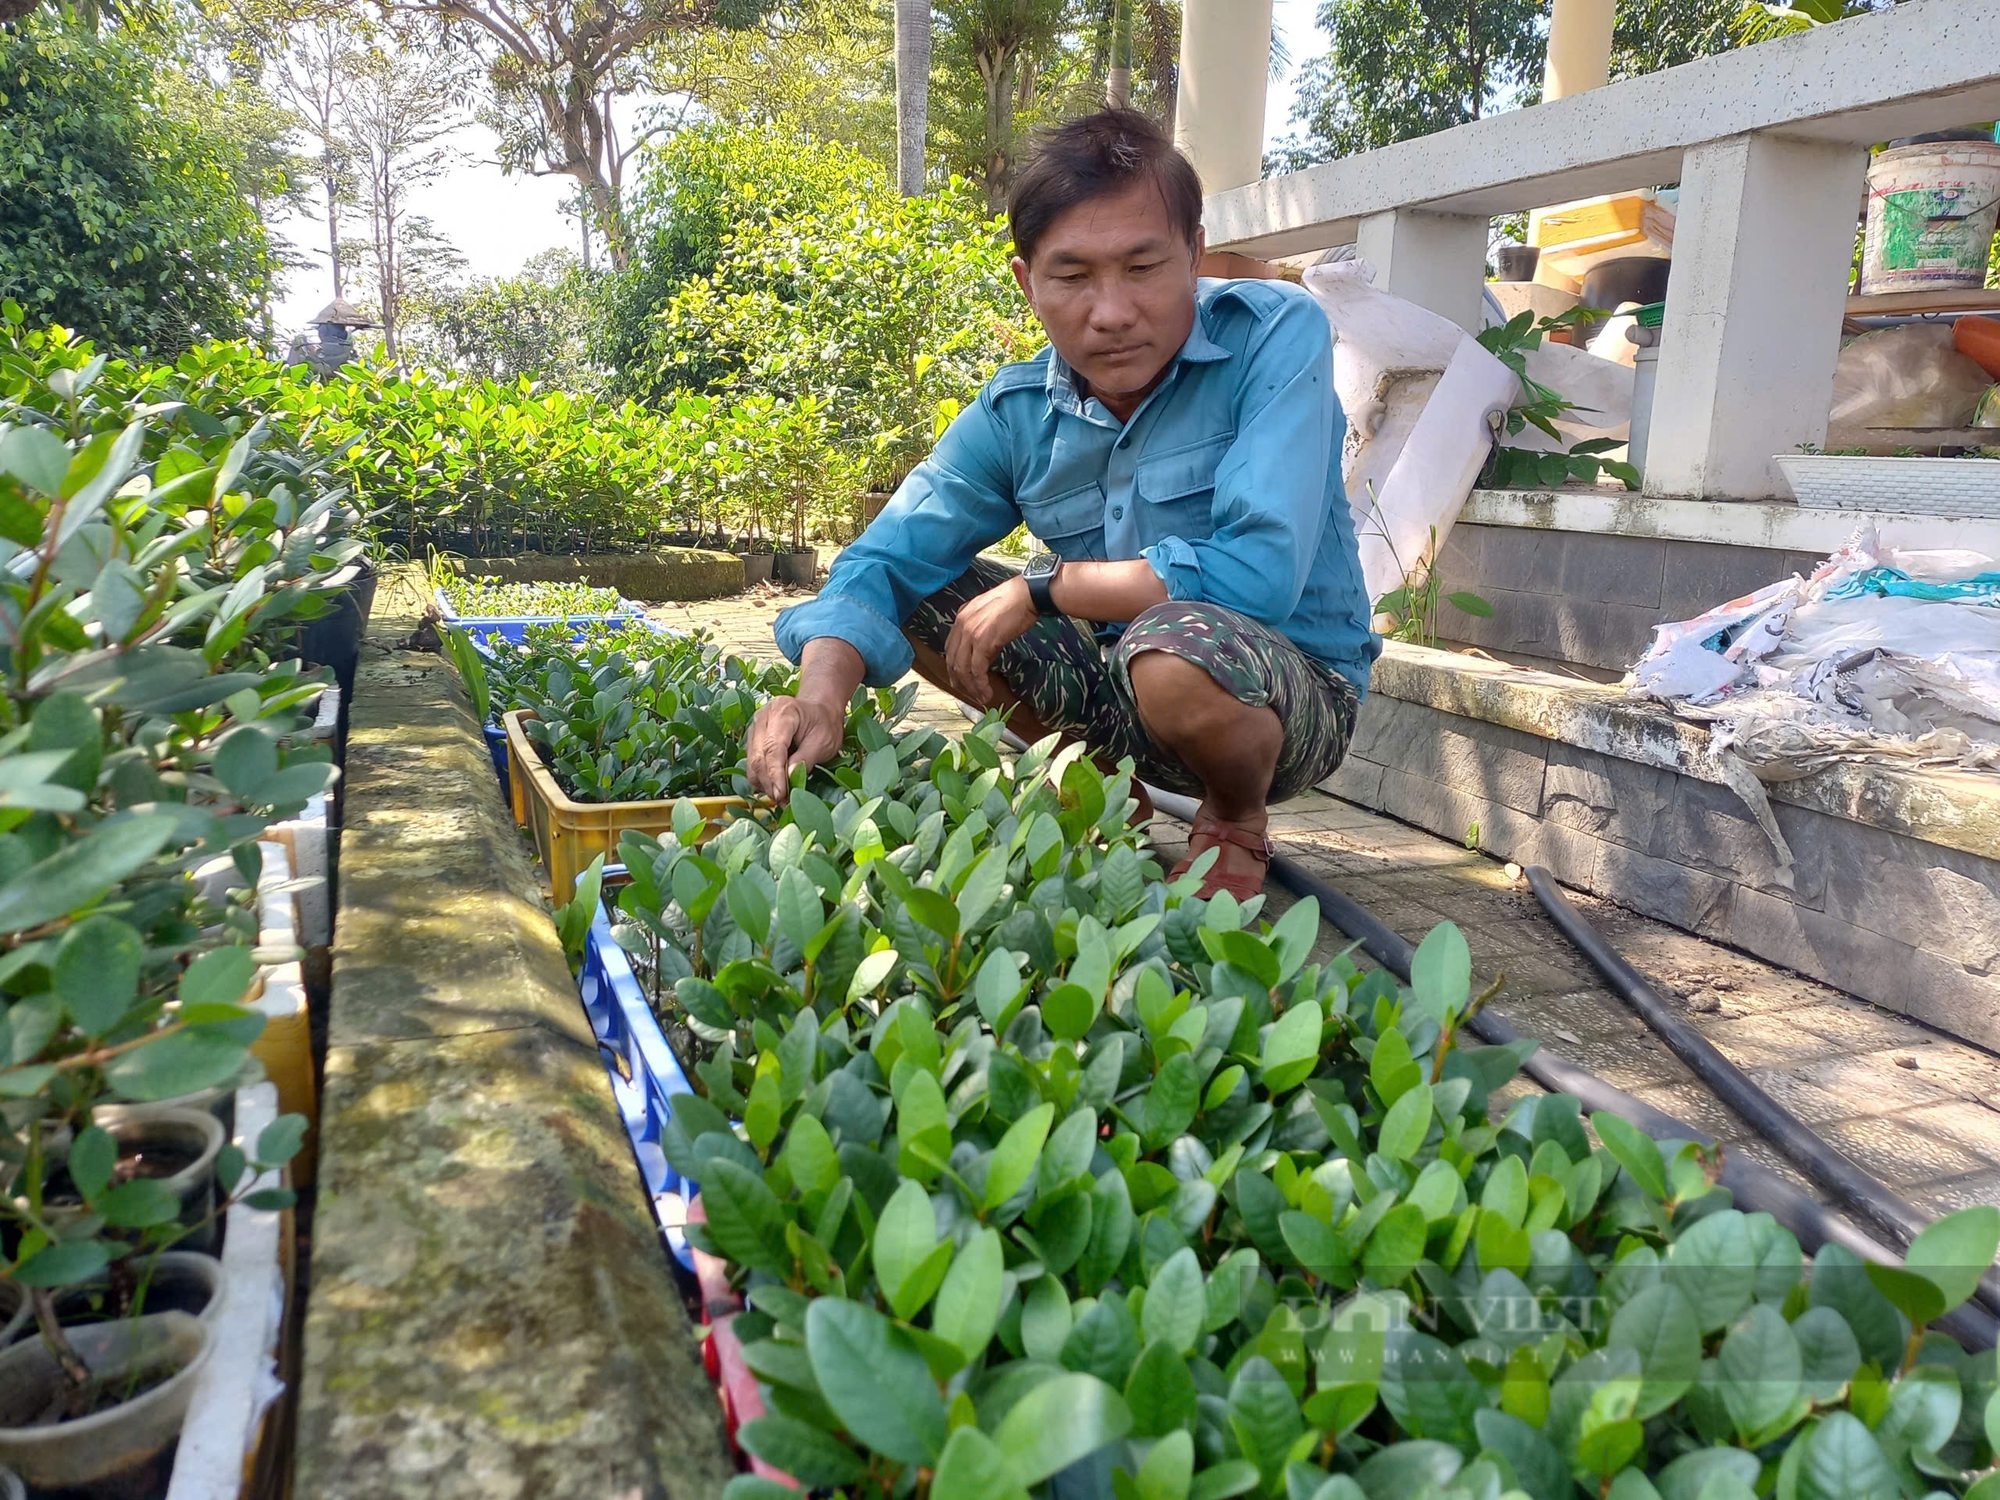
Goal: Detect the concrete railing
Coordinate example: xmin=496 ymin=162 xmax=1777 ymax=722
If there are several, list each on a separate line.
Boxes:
xmin=1204 ymin=0 xmax=2000 ymax=502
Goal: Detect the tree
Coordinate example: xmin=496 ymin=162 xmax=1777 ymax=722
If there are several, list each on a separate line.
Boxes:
xmin=0 ymin=13 xmax=273 ymax=352
xmin=1105 ymin=0 xmax=1131 ymax=106
xmin=895 ymin=0 xmax=933 ymax=195
xmin=337 ymin=44 xmax=466 ymax=355
xmin=638 ymin=2 xmax=895 ymax=166
xmin=400 ymin=248 xmax=601 ymax=384
xmin=595 ymin=123 xmax=881 ymax=397
xmin=1273 ymin=0 xmax=1545 ymax=166
xmin=932 ymin=0 xmax=1072 ymax=211
xmin=384 ymin=0 xmax=775 ymax=269
xmin=265 ymin=18 xmax=370 ymax=302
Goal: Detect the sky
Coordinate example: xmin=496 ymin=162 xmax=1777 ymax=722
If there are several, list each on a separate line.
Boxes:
xmin=269 ymin=0 xmax=1326 ymax=336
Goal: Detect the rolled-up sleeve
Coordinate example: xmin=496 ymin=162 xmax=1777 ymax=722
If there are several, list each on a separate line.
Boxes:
xmin=1140 ymin=295 xmax=1341 ymax=625
xmin=774 ymin=395 xmax=1020 ymax=686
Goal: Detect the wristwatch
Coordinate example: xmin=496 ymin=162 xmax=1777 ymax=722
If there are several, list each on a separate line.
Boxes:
xmin=1023 ymin=552 xmax=1064 ymax=616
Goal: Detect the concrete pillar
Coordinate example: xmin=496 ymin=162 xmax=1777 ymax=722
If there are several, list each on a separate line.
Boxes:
xmin=1356 ymin=209 xmax=1491 ymax=335
xmin=1174 ymin=0 xmax=1274 ymax=193
xmin=1643 ymin=132 xmax=1867 ymax=500
xmin=1542 ymin=0 xmax=1614 ymax=101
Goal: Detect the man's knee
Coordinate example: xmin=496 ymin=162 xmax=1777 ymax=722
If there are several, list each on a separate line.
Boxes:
xmin=1127 ymin=649 xmax=1264 ymax=741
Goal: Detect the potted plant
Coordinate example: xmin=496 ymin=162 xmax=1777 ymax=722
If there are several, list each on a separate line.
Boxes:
xmin=0 ymin=308 xmax=338 ymax=1493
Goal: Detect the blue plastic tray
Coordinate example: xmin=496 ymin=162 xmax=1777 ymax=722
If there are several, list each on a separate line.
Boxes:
xmin=435 ymin=585 xmax=641 ymax=645
xmin=578 ymin=896 xmax=698 ymax=1269
xmin=482 ymin=724 xmax=511 ymax=802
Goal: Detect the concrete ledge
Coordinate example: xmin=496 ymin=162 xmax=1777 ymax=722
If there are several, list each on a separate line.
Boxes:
xmin=460 ymin=549 xmax=744 ymax=603
xmin=1332 ymin=645 xmax=2000 ymax=1049
xmin=297 ymin=575 xmax=733 ymax=1499
xmin=1460 ymin=488 xmax=2000 ymax=558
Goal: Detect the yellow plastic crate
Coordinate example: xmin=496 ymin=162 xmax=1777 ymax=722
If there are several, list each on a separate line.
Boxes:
xmin=503 ymin=709 xmax=745 ymax=901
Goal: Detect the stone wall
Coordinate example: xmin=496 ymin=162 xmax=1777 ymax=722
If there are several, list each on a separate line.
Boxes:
xmin=1328 ymin=645 xmax=2000 ymax=1050
xmin=1432 ymin=522 xmax=1828 ymax=672
xmin=296 ymin=567 xmax=734 ymax=1499
xmin=460 ymin=549 xmax=744 ymax=603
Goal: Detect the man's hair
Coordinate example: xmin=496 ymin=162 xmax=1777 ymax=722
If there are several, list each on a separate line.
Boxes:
xmin=1007 ymin=109 xmax=1204 ymax=267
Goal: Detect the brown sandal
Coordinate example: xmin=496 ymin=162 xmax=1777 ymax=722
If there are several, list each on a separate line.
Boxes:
xmin=1169 ymin=813 xmax=1275 ymax=901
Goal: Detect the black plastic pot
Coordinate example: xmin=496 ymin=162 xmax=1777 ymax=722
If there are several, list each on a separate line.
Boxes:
xmin=297 ymin=559 xmax=379 ymax=700
xmin=741 ymin=553 xmax=774 ymax=587
xmin=774 ymin=549 xmax=817 ymax=588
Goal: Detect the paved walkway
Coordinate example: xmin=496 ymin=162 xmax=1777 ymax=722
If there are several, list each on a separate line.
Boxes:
xmin=650 ymin=587 xmax=2000 ymax=1220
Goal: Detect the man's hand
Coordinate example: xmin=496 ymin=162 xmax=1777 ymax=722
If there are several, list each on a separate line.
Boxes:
xmin=746 ymin=695 xmax=845 ymax=804
xmin=945 ymin=574 xmax=1038 ymax=706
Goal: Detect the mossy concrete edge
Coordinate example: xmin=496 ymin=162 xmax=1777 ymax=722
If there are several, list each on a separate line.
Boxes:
xmin=296 ymin=566 xmax=734 ymax=1499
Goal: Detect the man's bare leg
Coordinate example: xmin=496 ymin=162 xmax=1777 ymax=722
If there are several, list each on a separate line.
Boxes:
xmin=1125 ymin=649 xmax=1282 ymax=889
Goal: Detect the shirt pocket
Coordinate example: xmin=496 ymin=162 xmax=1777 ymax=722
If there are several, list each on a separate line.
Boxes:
xmin=1019 ymin=481 xmax=1106 ymax=561
xmin=1135 ymin=433 xmax=1233 ymax=539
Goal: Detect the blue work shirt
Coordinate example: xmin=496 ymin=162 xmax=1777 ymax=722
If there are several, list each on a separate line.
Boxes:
xmin=774 ymin=277 xmax=1381 ymax=696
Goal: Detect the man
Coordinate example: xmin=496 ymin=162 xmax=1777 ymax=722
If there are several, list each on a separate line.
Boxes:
xmin=746 ymin=108 xmax=1378 ymax=899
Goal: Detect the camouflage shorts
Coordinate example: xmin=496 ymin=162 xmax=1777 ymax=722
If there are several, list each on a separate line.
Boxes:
xmin=903 ymin=558 xmax=1359 ymax=802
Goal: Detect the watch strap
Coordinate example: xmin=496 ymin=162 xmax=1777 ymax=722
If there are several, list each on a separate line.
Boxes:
xmin=1025 ymin=555 xmax=1061 ymax=616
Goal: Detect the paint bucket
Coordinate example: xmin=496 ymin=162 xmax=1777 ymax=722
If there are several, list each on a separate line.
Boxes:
xmin=1859 ymin=140 xmax=2000 ymax=295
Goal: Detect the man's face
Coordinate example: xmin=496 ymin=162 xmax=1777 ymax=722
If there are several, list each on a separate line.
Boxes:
xmin=1012 ymin=180 xmax=1203 ymax=404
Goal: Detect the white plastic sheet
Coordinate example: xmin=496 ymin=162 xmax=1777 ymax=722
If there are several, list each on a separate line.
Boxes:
xmin=1628 ymin=525 xmax=2000 ymax=775
xmin=1302 ymin=262 xmax=1521 ymax=608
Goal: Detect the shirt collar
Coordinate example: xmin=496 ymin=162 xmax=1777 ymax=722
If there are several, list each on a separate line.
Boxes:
xmin=1044 ymin=301 xmax=1231 ymax=418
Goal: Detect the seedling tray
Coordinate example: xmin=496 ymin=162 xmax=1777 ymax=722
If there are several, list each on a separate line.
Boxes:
xmin=503 ymin=709 xmax=744 ymax=902
xmin=434 ymin=585 xmax=640 ymax=645
xmin=579 ymin=902 xmax=698 ymax=1270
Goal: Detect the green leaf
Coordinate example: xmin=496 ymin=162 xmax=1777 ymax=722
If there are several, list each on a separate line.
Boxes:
xmin=696 ymin=1159 xmax=792 ymax=1278
xmin=1899 ymin=1205 xmax=2000 ymax=1315
xmin=1717 ymin=1303 xmax=1801 ymax=1442
xmin=875 ymin=1178 xmax=953 ymax=1319
xmin=1125 ymin=1338 xmax=1199 ymax=1437
xmin=1607 ymin=1284 xmax=1701 ymax=1419
xmin=1142 ymin=1052 xmax=1202 ymax=1151
xmin=955 ymin=848 xmax=1007 ymax=931
xmin=97 ymin=1177 xmax=180 ymax=1228
xmin=1188 ymin=1460 xmax=1261 ymax=1500
xmin=212 ymin=725 xmax=277 ymax=801
xmin=68 ymin=1124 xmax=116 ymax=1201
xmin=1474 ymin=1409 xmax=1569 ymax=1500
xmin=1377 ymin=1081 xmax=1433 ymax=1162
xmin=0 ymin=812 xmax=180 ymax=935
xmin=105 ymin=1027 xmax=250 ymax=1102
xmin=1130 ymin=1429 xmax=1194 ymax=1500
xmin=974 ymin=948 xmax=1025 ymax=1029
xmin=1369 ymin=1028 xmax=1422 ymax=1106
xmin=804 ymin=1296 xmax=949 ymax=1467
xmin=53 ymin=915 xmax=141 ymax=1036
xmin=932 ymin=1426 xmax=1029 ymax=1500
xmin=1355 ymin=1441 xmax=1463 ymax=1500
xmin=1228 ymin=1356 xmax=1303 ymax=1487
xmin=180 ymin=945 xmax=258 ymax=1011
xmin=1878 ymin=1365 xmax=1960 ymax=1456
xmin=1260 ymin=999 xmax=1322 ymax=1093
xmin=1022 ymin=1274 xmax=1072 ymax=1362
xmin=1656 ymin=1449 xmax=1760 ymax=1500
xmin=1865 ymin=1264 xmax=1947 ymax=1327
xmin=0 ymin=423 xmax=70 ymax=495
xmin=1796 ymin=1412 xmax=1901 ymax=1500
xmin=1791 ymin=1306 xmax=1861 ymax=1404
xmin=1142 ymin=1247 xmax=1205 ymax=1355
xmin=933 ymin=1227 xmax=1005 ymax=1362
xmin=985 ymin=1101 xmax=1054 ymax=1210
xmin=1363 ymin=1202 xmax=1428 ymax=1285
xmin=994 ymin=1371 xmax=1132 ymax=1486
xmin=736 ymin=1416 xmax=868 ymax=1487
xmin=1409 ymin=923 xmax=1471 ymax=1023
xmin=1594 ymin=1112 xmax=1669 ymax=1201
xmin=13 ymin=1237 xmax=112 ymax=1287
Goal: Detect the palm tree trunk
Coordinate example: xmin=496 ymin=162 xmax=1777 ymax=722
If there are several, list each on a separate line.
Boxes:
xmin=894 ymin=0 xmax=932 ymax=195
xmin=1107 ymin=0 xmax=1133 ymax=107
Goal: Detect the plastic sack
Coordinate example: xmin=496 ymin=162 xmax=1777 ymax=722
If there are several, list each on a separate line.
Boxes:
xmin=1302 ymin=260 xmax=1520 ymax=607
xmin=1827 ymin=323 xmax=1994 ymax=430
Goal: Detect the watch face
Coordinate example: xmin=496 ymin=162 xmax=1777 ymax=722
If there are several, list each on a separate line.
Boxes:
xmin=1027 ymin=552 xmax=1060 ymax=580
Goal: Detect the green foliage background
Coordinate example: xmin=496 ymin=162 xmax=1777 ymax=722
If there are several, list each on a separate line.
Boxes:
xmin=0 ymin=14 xmax=275 ymax=355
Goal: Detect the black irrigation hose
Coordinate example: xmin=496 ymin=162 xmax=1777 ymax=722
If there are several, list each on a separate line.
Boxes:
xmin=1262 ymin=850 xmax=2000 ymax=1352
xmin=1522 ymin=865 xmax=2000 ymax=1325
